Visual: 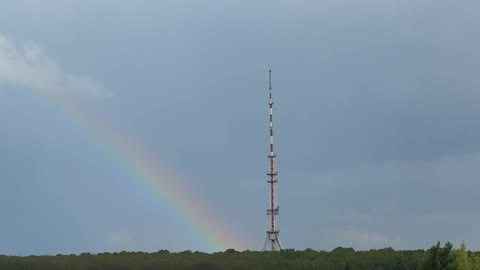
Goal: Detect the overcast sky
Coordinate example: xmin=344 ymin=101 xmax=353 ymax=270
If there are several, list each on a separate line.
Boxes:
xmin=0 ymin=0 xmax=480 ymax=255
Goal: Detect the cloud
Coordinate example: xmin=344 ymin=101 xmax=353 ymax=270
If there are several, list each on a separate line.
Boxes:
xmin=300 ymin=152 xmax=480 ymax=249
xmin=285 ymin=151 xmax=480 ymax=250
xmin=334 ymin=229 xmax=401 ymax=250
xmin=318 ymin=152 xmax=480 ymax=216
xmin=103 ymin=228 xmax=180 ymax=252
xmin=105 ymin=231 xmax=136 ymax=251
xmin=0 ymin=34 xmax=110 ymax=98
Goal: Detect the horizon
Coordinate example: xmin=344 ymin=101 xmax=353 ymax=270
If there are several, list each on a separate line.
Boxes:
xmin=0 ymin=243 xmax=473 ymax=257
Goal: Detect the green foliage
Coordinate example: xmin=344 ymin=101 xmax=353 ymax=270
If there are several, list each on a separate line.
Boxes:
xmin=454 ymin=242 xmax=470 ymax=270
xmin=0 ymin=248 xmax=427 ymax=270
xmin=420 ymin=242 xmax=464 ymax=270
xmin=0 ymin=242 xmax=478 ymax=270
xmin=470 ymin=252 xmax=480 ymax=270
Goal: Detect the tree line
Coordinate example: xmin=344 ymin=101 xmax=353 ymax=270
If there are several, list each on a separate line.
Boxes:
xmin=0 ymin=242 xmax=478 ymax=270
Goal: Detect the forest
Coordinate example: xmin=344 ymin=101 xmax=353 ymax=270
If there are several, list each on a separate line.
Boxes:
xmin=0 ymin=242 xmax=478 ymax=270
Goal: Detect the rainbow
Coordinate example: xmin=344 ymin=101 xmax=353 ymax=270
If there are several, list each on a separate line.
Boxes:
xmin=41 ymin=93 xmax=248 ymax=252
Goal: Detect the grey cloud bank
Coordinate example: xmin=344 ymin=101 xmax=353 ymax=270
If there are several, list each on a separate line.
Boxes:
xmin=0 ymin=0 xmax=479 ymax=254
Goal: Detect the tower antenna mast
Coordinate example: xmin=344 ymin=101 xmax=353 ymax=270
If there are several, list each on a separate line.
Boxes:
xmin=263 ymin=67 xmax=282 ymax=251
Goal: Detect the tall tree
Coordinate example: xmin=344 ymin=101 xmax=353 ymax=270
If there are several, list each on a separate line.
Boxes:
xmin=421 ymin=241 xmax=456 ymax=270
xmin=454 ymin=242 xmax=470 ymax=270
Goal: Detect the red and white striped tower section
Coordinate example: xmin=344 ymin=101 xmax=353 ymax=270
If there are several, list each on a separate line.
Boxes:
xmin=263 ymin=68 xmax=283 ymax=251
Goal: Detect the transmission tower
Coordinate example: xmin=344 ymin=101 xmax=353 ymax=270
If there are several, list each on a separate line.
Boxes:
xmin=263 ymin=68 xmax=283 ymax=251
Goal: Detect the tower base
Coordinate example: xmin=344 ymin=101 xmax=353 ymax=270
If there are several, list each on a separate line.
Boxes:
xmin=264 ymin=230 xmax=282 ymax=251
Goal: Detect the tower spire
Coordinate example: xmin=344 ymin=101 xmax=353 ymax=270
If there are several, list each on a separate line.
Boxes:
xmin=269 ymin=66 xmax=272 ymax=90
xmin=264 ymin=67 xmax=282 ymax=251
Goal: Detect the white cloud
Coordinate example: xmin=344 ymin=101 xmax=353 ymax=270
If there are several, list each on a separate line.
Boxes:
xmin=0 ymin=34 xmax=110 ymax=98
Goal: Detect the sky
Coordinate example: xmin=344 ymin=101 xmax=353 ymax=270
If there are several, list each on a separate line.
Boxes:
xmin=0 ymin=0 xmax=480 ymax=255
